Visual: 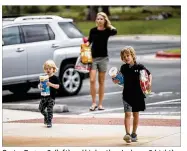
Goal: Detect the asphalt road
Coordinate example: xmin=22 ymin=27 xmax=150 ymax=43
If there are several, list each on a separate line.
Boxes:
xmin=2 ymin=40 xmax=181 ymax=116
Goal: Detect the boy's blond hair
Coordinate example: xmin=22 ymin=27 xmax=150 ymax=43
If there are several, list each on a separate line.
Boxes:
xmin=43 ymin=60 xmax=58 ymax=73
xmin=96 ymin=12 xmax=111 ymax=28
xmin=120 ymin=46 xmax=137 ymax=64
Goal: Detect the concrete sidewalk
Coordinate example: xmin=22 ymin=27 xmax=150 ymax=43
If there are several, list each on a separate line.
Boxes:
xmin=3 ymin=109 xmax=180 ymax=147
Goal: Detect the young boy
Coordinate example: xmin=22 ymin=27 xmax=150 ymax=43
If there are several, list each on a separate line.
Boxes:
xmin=38 ymin=60 xmax=60 ymax=128
xmin=112 ymin=46 xmax=152 ymax=143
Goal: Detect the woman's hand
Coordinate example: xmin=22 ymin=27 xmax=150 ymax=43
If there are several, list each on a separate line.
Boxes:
xmin=108 ymin=25 xmax=116 ymax=30
xmin=85 ymin=41 xmax=90 ymax=46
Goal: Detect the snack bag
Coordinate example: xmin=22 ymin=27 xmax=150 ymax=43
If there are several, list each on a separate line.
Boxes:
xmin=80 ymin=43 xmax=92 ymax=64
xmin=139 ymin=70 xmax=151 ymax=95
xmin=109 ymin=67 xmax=124 ymax=87
xmin=39 ymin=75 xmax=50 ymax=96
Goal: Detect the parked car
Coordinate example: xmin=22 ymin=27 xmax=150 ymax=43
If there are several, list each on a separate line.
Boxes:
xmin=2 ymin=15 xmax=89 ymax=96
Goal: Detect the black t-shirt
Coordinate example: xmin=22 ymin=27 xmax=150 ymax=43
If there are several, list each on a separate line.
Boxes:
xmin=49 ymin=75 xmax=60 ymax=100
xmin=40 ymin=75 xmax=60 ymax=100
xmin=120 ymin=63 xmax=151 ymax=109
xmin=88 ymin=27 xmax=117 ymax=58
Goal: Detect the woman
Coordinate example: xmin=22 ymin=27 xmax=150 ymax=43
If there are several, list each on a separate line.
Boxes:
xmin=87 ymin=12 xmax=117 ymax=111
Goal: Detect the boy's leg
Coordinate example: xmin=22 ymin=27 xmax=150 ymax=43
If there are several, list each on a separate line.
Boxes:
xmin=39 ymin=97 xmax=48 ymax=124
xmin=131 ymin=112 xmax=139 ymax=142
xmin=122 ymin=100 xmax=132 ymax=143
xmin=124 ymin=112 xmax=131 ymax=134
xmin=46 ymin=97 xmax=55 ymax=127
xmin=132 ymin=112 xmax=139 ymax=134
xmin=123 ymin=112 xmax=132 ymax=143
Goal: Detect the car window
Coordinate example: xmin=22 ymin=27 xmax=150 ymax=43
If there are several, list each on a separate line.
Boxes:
xmin=58 ymin=22 xmax=83 ymax=39
xmin=47 ymin=25 xmax=55 ymax=40
xmin=3 ymin=26 xmax=21 ymax=46
xmin=21 ymin=24 xmax=55 ymax=43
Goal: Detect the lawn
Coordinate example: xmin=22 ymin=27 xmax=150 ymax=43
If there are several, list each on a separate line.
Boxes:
xmin=76 ymin=18 xmax=181 ymax=36
xmin=165 ymin=49 xmax=181 ymax=54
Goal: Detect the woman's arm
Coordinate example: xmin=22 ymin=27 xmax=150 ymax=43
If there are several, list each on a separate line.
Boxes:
xmin=108 ymin=25 xmax=117 ymax=36
xmin=87 ymin=29 xmax=93 ymax=46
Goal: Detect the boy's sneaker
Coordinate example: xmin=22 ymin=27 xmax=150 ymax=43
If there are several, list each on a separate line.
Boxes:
xmin=44 ymin=117 xmax=48 ymax=125
xmin=47 ymin=122 xmax=52 ymax=128
xmin=131 ymin=133 xmax=138 ymax=142
xmin=123 ymin=134 xmax=131 ymax=143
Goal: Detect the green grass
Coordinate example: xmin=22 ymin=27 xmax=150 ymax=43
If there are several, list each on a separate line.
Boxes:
xmin=76 ymin=18 xmax=181 ymax=36
xmin=165 ymin=49 xmax=181 ymax=54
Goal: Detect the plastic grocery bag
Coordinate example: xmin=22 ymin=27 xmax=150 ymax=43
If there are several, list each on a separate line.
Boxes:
xmin=75 ymin=56 xmax=91 ymax=73
xmin=108 ymin=67 xmax=124 ymax=87
xmin=139 ymin=69 xmax=151 ymax=95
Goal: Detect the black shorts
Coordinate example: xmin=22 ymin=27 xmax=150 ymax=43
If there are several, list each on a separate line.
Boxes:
xmin=122 ymin=99 xmax=145 ymax=112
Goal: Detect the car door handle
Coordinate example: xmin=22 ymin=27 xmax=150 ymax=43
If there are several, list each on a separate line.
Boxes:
xmin=16 ymin=48 xmax=24 ymax=52
xmin=52 ymin=44 xmax=59 ymax=48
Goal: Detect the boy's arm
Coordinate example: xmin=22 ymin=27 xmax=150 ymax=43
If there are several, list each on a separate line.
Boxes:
xmin=47 ymin=76 xmax=60 ymax=89
xmin=148 ymin=74 xmax=152 ymax=85
xmin=112 ymin=77 xmax=119 ymax=84
xmin=48 ymin=83 xmax=60 ymax=89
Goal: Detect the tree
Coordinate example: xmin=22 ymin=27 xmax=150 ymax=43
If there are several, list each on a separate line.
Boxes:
xmin=87 ymin=6 xmax=99 ymax=21
xmin=101 ymin=6 xmax=110 ymax=16
xmin=4 ymin=6 xmax=21 ymax=16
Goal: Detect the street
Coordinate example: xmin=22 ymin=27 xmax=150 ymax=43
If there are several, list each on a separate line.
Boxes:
xmin=2 ymin=40 xmax=181 ymax=116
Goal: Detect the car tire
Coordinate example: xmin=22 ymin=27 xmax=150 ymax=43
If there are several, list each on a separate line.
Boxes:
xmin=9 ymin=84 xmax=31 ymax=95
xmin=59 ymin=64 xmax=83 ymax=96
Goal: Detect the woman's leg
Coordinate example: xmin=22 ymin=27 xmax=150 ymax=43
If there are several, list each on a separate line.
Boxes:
xmin=132 ymin=112 xmax=139 ymax=134
xmin=98 ymin=71 xmax=106 ymax=108
xmin=89 ymin=69 xmax=97 ymax=107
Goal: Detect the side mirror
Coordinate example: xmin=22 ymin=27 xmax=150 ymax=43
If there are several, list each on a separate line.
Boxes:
xmin=2 ymin=40 xmax=4 ymax=46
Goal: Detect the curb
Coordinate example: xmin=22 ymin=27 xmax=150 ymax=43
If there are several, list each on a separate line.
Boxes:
xmin=156 ymin=51 xmax=181 ymax=58
xmin=109 ymin=35 xmax=181 ymax=42
xmin=3 ymin=104 xmax=69 ymax=113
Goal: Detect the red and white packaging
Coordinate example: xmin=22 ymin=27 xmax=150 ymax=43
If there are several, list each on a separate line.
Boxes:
xmin=139 ymin=69 xmax=151 ymax=95
xmin=74 ymin=56 xmax=91 ymax=73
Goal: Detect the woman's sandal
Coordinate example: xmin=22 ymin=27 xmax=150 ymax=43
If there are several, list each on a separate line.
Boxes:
xmin=98 ymin=106 xmax=105 ymax=110
xmin=89 ymin=105 xmax=97 ymax=111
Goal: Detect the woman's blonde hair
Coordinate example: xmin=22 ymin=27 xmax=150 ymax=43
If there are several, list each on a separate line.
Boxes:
xmin=96 ymin=12 xmax=111 ymax=28
xmin=43 ymin=60 xmax=58 ymax=73
xmin=120 ymin=46 xmax=137 ymax=64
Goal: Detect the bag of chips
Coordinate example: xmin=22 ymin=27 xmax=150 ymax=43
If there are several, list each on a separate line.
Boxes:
xmin=80 ymin=43 xmax=92 ymax=64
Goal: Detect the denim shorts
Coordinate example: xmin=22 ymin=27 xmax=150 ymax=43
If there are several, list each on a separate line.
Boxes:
xmin=91 ymin=57 xmax=109 ymax=72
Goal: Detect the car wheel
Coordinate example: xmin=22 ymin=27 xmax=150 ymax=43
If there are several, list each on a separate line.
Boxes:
xmin=9 ymin=84 xmax=31 ymax=95
xmin=59 ymin=64 xmax=83 ymax=96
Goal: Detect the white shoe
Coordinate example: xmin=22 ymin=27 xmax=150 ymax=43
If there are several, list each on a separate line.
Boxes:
xmin=123 ymin=134 xmax=131 ymax=143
